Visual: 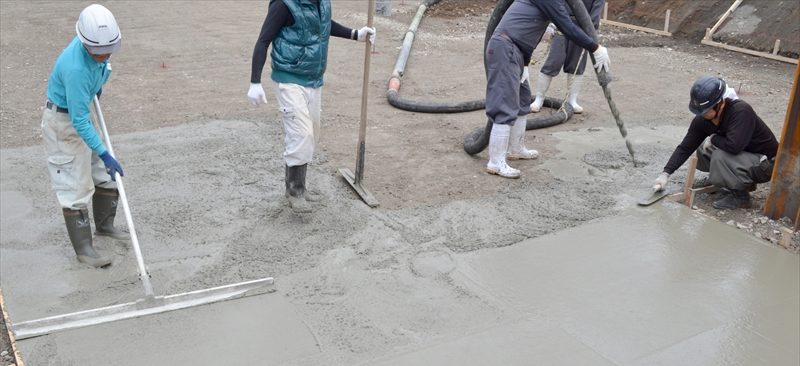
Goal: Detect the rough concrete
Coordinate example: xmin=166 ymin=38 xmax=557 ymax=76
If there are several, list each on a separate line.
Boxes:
xmin=0 ymin=1 xmax=798 ymax=364
xmin=11 ymin=203 xmax=798 ymax=365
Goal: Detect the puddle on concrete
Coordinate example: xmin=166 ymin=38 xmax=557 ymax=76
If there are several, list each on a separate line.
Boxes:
xmin=543 ymin=126 xmax=685 ymax=179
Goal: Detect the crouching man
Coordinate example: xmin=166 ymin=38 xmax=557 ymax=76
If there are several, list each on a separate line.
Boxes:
xmin=653 ymin=76 xmax=779 ymax=210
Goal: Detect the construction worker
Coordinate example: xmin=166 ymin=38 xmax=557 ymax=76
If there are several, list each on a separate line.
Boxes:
xmin=531 ymin=0 xmax=605 ymax=114
xmin=485 ymin=0 xmax=610 ymax=178
xmin=248 ymin=0 xmax=375 ymax=213
xmin=653 ymin=76 xmax=779 ymax=210
xmin=43 ymin=4 xmax=128 ymax=268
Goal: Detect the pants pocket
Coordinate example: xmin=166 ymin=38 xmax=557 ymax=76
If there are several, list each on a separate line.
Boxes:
xmin=47 ymin=154 xmax=76 ymax=191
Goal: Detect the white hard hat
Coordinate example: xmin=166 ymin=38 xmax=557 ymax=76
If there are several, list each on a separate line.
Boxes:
xmin=75 ymin=4 xmax=121 ymax=55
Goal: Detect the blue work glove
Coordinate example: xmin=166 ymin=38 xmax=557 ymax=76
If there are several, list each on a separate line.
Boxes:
xmin=99 ymin=151 xmax=124 ymax=181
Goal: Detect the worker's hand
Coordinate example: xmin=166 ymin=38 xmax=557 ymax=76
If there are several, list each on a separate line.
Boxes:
xmin=593 ymin=45 xmax=610 ymax=73
xmin=247 ymin=83 xmax=268 ymax=106
xmin=652 ymin=172 xmax=669 ymax=191
xmin=357 ymin=26 xmax=376 ymax=43
xmin=543 ymin=23 xmax=556 ymax=42
xmin=520 ymin=66 xmax=529 ymax=84
xmin=99 ymin=151 xmax=124 ymax=181
xmin=702 ymin=134 xmax=715 ymax=152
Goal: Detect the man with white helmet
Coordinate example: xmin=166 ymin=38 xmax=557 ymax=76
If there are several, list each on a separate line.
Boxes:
xmin=247 ymin=0 xmax=375 ymax=213
xmin=43 ymin=4 xmax=127 ymax=268
xmin=652 ymin=76 xmax=778 ymax=210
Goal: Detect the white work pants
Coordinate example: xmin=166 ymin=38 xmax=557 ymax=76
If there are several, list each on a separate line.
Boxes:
xmin=274 ymin=83 xmax=322 ymax=167
xmin=41 ymin=106 xmax=115 ymax=210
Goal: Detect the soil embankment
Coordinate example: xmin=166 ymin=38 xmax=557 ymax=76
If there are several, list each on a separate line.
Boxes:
xmin=608 ymin=0 xmax=799 ymax=58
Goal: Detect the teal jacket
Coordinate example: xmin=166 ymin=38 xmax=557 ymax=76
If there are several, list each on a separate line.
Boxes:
xmin=271 ymin=0 xmax=331 ymax=88
xmin=47 ymin=37 xmax=112 ymax=155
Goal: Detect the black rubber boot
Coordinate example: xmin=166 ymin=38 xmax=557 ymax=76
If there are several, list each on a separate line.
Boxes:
xmin=93 ymin=187 xmax=130 ymax=240
xmin=63 ymin=208 xmax=112 ymax=268
xmin=712 ymin=189 xmax=751 ymax=210
xmin=285 ymin=164 xmax=312 ymax=213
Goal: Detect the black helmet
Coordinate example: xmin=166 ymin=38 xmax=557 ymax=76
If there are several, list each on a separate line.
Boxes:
xmin=689 ymin=76 xmax=727 ymax=115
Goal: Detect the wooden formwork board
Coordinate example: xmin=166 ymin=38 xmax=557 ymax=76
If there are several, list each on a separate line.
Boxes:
xmin=600 ymin=3 xmax=672 ymax=37
xmin=601 ymin=19 xmax=672 ymax=36
xmin=701 ymin=39 xmax=799 ymax=65
xmin=0 ymin=289 xmax=24 ymax=366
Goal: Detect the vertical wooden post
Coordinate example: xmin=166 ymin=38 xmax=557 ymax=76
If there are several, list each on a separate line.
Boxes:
xmin=684 ymin=157 xmax=698 ymax=207
xmin=603 ymin=2 xmax=608 ymax=20
xmin=664 ymin=9 xmax=671 ymax=32
xmin=764 ymin=62 xmax=800 ymax=229
xmin=773 ymin=39 xmax=781 ymax=55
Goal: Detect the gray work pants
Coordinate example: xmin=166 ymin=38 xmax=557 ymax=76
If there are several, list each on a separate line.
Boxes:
xmin=696 ymin=145 xmax=762 ymax=191
xmin=540 ymin=33 xmax=590 ymax=77
xmin=485 ymin=34 xmax=533 ymax=126
xmin=41 ymin=104 xmax=116 ymax=210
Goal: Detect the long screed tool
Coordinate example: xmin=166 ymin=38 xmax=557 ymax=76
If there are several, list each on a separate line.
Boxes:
xmin=340 ymin=0 xmax=380 ymax=207
xmin=13 ymin=96 xmax=274 ymax=340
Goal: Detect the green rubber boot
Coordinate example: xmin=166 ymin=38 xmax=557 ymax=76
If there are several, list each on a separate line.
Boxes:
xmin=63 ymin=208 xmax=112 ymax=268
xmin=93 ymin=187 xmax=130 ymax=240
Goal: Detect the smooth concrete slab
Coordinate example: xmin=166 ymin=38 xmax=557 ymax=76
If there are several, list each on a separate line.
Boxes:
xmin=371 ymin=318 xmax=617 ymax=366
xmin=18 ymin=293 xmax=319 ymax=365
xmin=380 ymin=204 xmax=799 ymax=365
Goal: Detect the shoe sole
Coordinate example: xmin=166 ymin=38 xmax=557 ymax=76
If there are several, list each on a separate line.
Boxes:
xmin=96 ymin=231 xmax=131 ymax=241
xmin=486 ymin=168 xmax=520 ymax=179
xmin=77 ymin=255 xmax=113 ymax=268
xmin=507 ymin=155 xmax=539 ymax=161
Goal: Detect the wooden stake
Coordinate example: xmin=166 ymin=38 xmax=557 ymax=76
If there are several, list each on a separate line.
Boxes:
xmin=684 ymin=157 xmax=698 ymax=207
xmin=773 ymin=39 xmax=781 ymax=55
xmin=664 ymin=9 xmax=671 ymax=33
xmin=778 ymin=227 xmax=794 ymax=249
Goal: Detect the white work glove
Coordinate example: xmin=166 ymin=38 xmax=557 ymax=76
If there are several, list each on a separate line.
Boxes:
xmin=702 ymin=134 xmax=716 ymax=152
xmin=592 ymin=45 xmax=610 ymax=73
xmin=543 ymin=23 xmax=556 ymax=42
xmin=520 ymin=66 xmax=529 ymax=84
xmin=356 ymin=26 xmax=376 ymax=43
xmin=247 ymin=83 xmax=268 ymax=106
xmin=653 ymin=172 xmax=670 ymax=191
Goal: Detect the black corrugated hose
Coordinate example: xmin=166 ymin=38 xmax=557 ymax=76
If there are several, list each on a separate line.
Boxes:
xmin=383 ymin=0 xmax=573 ymax=154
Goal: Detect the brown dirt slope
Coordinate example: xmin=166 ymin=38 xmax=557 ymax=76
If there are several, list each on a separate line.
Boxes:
xmin=608 ymin=0 xmax=799 ymax=58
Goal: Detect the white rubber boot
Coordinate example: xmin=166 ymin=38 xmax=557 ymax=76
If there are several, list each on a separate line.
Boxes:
xmin=486 ymin=124 xmax=520 ymax=178
xmin=508 ymin=116 xmax=539 ymax=160
xmin=530 ymin=72 xmax=552 ymax=112
xmin=567 ymin=73 xmax=584 ymax=114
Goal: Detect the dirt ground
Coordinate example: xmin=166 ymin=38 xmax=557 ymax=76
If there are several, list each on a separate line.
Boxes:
xmin=0 ymin=0 xmax=798 ymax=364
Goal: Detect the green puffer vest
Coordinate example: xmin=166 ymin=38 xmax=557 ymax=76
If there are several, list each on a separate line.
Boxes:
xmin=271 ymin=0 xmax=331 ymax=88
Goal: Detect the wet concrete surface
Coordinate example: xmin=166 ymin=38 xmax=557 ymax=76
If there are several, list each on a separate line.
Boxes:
xmin=1 ymin=119 xmax=798 ymax=365
xmin=376 ymin=204 xmax=800 ymax=365
xmin=19 ymin=293 xmax=319 ymax=365
xmin=8 ymin=202 xmax=798 ymax=365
